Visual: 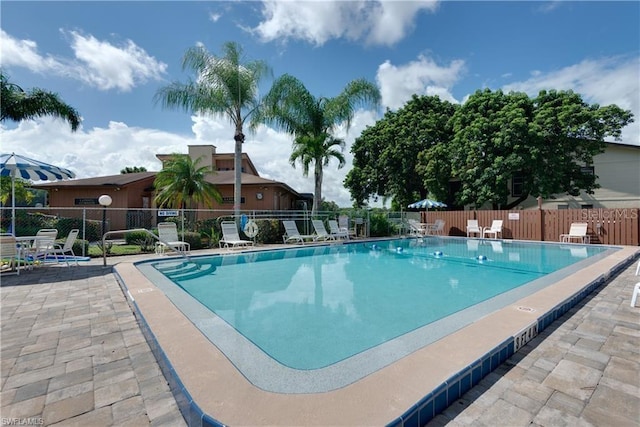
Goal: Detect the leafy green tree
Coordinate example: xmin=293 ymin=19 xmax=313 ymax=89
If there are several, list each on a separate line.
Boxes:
xmin=444 ymin=89 xmax=533 ymax=209
xmin=154 ymin=42 xmax=271 ymax=219
xmin=120 ymin=166 xmax=148 ymax=174
xmin=0 ymin=176 xmax=34 ymax=206
xmin=345 ymin=95 xmax=457 ymax=208
xmin=154 ymin=154 xmax=222 ymax=210
xmin=444 ymin=89 xmax=633 ymax=209
xmin=257 ymin=74 xmax=380 ymax=213
xmin=1 ymin=71 xmax=81 ymax=131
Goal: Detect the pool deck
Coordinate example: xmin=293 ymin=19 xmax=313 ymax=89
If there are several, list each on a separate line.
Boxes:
xmin=1 ymin=242 xmax=639 ymax=426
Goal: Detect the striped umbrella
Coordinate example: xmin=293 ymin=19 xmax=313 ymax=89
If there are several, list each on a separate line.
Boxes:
xmin=407 ymin=198 xmax=447 ymax=209
xmin=1 ymin=153 xmax=75 ymax=233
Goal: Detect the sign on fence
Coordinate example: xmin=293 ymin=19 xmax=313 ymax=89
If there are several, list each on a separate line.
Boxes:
xmin=158 ymin=210 xmax=180 ymax=217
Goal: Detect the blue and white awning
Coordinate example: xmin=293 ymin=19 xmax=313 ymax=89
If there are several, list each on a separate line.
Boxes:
xmin=407 ymin=198 xmax=447 ymax=209
xmin=1 ymin=152 xmax=76 ymax=233
xmin=0 ymin=153 xmax=76 ymax=181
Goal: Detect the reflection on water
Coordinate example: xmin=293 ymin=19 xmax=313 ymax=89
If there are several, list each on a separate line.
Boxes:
xmin=152 ymin=239 xmax=605 ymax=369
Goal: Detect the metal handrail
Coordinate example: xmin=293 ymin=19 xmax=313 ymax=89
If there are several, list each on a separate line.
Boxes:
xmin=101 ymin=228 xmax=189 ymax=266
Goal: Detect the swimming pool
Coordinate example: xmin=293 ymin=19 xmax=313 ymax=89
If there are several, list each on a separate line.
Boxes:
xmin=137 ymin=238 xmax=610 ymax=393
xmin=120 ymin=238 xmax=637 ymax=426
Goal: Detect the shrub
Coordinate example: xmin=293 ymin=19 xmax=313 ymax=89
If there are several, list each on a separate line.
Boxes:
xmin=254 ymin=219 xmax=281 ymax=244
xmin=125 ymin=230 xmax=152 ymax=245
xmin=71 ymin=239 xmax=90 ymax=257
xmin=180 ymin=231 xmax=204 ymax=250
xmin=369 ymin=213 xmax=396 ymax=237
xmin=53 ymin=217 xmax=101 ymax=242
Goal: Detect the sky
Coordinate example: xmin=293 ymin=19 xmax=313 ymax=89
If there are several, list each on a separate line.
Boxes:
xmin=1 ymin=1 xmax=638 ymax=208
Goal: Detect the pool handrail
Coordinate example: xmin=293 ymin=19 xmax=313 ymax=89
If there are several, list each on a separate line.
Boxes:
xmin=102 ymin=228 xmax=189 ymax=266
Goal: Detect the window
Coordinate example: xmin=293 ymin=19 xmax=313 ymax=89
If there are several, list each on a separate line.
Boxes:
xmin=557 ymin=204 xmax=569 ymax=210
xmin=511 ymin=173 xmax=524 ymax=197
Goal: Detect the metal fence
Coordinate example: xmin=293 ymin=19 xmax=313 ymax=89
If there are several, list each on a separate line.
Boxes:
xmin=0 ymin=206 xmax=411 ymax=244
xmin=3 ymin=206 xmax=636 ymax=248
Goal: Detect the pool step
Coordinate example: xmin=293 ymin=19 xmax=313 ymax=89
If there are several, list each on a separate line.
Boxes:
xmin=161 ymin=262 xmax=217 ymax=281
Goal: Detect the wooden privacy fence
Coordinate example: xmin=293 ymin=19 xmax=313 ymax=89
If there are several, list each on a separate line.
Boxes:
xmin=421 ymin=208 xmax=639 ymax=246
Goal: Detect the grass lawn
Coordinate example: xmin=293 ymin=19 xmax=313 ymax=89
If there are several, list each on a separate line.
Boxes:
xmin=87 ymin=244 xmax=152 ymax=257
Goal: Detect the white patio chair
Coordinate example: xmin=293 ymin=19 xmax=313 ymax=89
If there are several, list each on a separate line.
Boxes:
xmin=466 ymin=220 xmax=482 ymax=237
xmin=282 ymin=220 xmax=315 ymax=244
xmin=339 ymin=215 xmax=357 ymax=239
xmin=407 ymin=219 xmax=428 ymax=237
xmin=219 ymin=221 xmax=253 ymax=249
xmin=156 ymin=222 xmax=191 ymax=254
xmin=328 ymin=220 xmax=350 ymax=240
xmin=483 ymin=220 xmax=503 ymax=239
xmin=26 ymin=229 xmax=59 ymax=264
xmin=50 ymin=229 xmax=80 ymax=266
xmin=559 ymin=222 xmax=590 ymax=244
xmin=631 ymin=282 xmax=640 ymax=308
xmin=425 ymin=219 xmax=445 ymax=236
xmin=1 ymin=233 xmax=23 ymax=275
xmin=311 ymin=220 xmax=336 ymax=241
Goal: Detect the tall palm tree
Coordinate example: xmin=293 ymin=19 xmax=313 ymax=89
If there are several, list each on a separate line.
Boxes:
xmin=154 ymin=154 xmax=222 ymax=210
xmin=154 ymin=42 xmax=271 ymax=219
xmin=0 ymin=71 xmax=81 ymax=131
xmin=256 ymin=74 xmax=380 ymax=213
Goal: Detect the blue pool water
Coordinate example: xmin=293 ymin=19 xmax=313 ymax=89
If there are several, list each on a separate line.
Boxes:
xmin=144 ymin=238 xmax=608 ymax=372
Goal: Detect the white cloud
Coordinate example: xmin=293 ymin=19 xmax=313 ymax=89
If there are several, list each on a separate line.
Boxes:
xmin=0 ymin=29 xmax=166 ymax=91
xmin=503 ymin=55 xmax=640 ymax=145
xmin=252 ymin=0 xmax=438 ymax=46
xmin=64 ymin=30 xmax=167 ymax=92
xmin=0 ymin=30 xmax=64 ymax=72
xmin=0 ymin=110 xmax=379 ymax=207
xmin=377 ymin=54 xmax=466 ymax=110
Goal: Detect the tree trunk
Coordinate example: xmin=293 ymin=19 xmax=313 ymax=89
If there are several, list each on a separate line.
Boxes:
xmin=313 ymin=159 xmax=323 ymax=214
xmin=234 ymin=124 xmax=244 ymax=222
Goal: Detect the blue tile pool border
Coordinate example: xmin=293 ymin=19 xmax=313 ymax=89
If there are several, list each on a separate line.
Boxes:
xmin=113 ymin=247 xmax=638 ymax=427
xmin=386 ymin=251 xmax=639 ymax=427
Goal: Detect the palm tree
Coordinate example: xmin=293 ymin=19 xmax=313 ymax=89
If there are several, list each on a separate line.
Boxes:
xmin=1 ymin=71 xmax=81 ymax=131
xmin=154 ymin=154 xmax=222 ymax=210
xmin=154 ymin=42 xmax=271 ymax=219
xmin=256 ymin=74 xmax=380 ymax=213
xmin=120 ymin=166 xmax=147 ymax=174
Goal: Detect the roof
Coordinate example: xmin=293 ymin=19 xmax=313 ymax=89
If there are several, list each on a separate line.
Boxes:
xmin=32 ymin=172 xmax=157 ymax=188
xmin=207 ymin=170 xmax=302 ymax=196
xmin=32 ymin=170 xmax=303 ymax=197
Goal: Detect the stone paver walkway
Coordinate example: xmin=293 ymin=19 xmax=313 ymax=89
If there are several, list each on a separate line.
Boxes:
xmin=428 ymin=258 xmax=640 ymax=427
xmin=1 ymin=254 xmax=638 ymax=426
xmin=1 ymin=261 xmax=186 ymax=426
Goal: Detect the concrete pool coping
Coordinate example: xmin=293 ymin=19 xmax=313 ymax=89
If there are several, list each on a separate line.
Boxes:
xmin=113 ymin=240 xmax=640 ymax=426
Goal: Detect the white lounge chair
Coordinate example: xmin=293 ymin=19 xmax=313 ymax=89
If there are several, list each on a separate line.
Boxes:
xmin=50 ymin=229 xmax=80 ymax=266
xmin=328 ymin=220 xmax=350 ymax=240
xmin=282 ymin=220 xmax=315 ymax=244
xmin=466 ymin=220 xmax=482 ymax=237
xmin=339 ymin=215 xmax=357 ymax=239
xmin=1 ymin=234 xmax=23 ymax=275
xmin=425 ymin=219 xmax=445 ymax=236
xmin=219 ymin=221 xmax=253 ymax=249
xmin=631 ymin=282 xmax=640 ymax=307
xmin=483 ymin=220 xmax=503 ymax=239
xmin=407 ymin=219 xmax=428 ymax=236
xmin=311 ymin=220 xmax=336 ymax=241
xmin=156 ymin=222 xmax=191 ymax=254
xmin=560 ymin=222 xmax=590 ymax=244
xmin=26 ymin=229 xmax=59 ymax=264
